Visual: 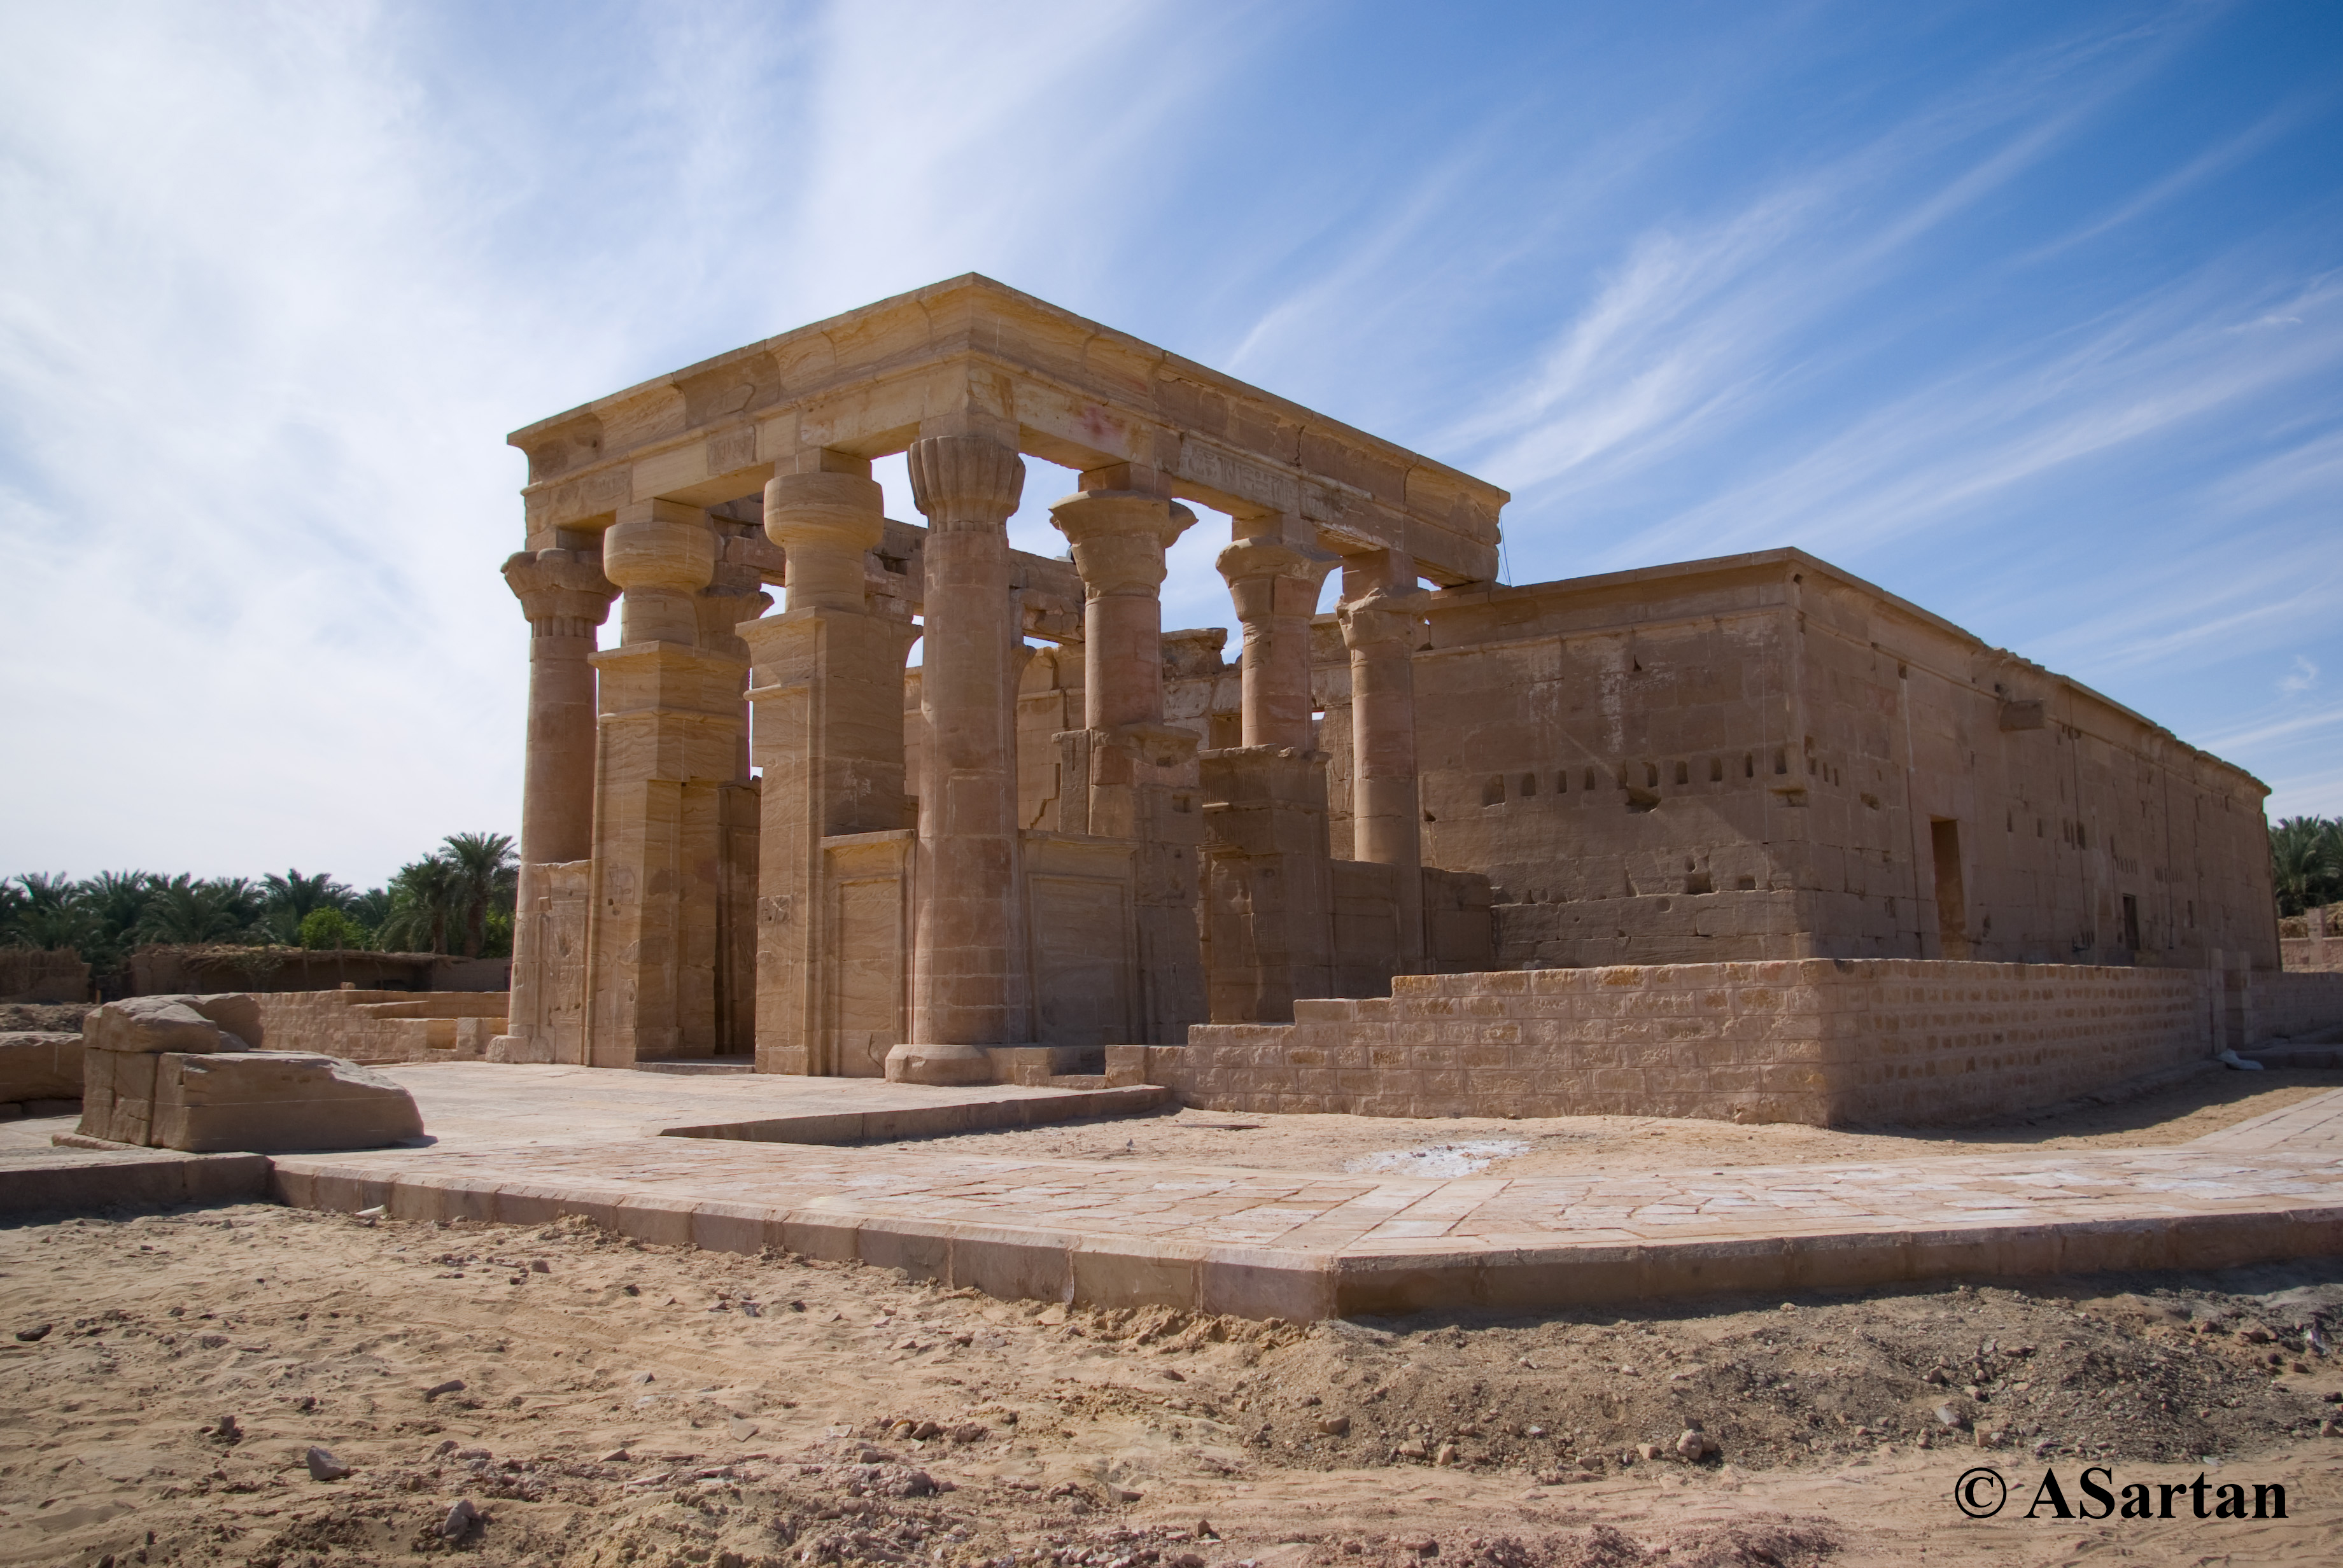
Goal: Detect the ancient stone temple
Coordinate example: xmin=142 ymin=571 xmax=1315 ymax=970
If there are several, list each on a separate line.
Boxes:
xmin=488 ymin=276 xmax=2310 ymax=1117
xmin=493 ymin=276 xmax=1503 ymax=1081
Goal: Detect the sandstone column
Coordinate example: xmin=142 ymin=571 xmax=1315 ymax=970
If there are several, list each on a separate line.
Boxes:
xmin=1050 ymin=477 xmax=1207 ymax=1039
xmin=506 ymin=549 xmax=619 ymax=865
xmin=495 ymin=548 xmax=616 ymax=1063
xmin=897 ymin=428 xmax=1029 ymax=1082
xmin=1338 ymin=550 xmax=1425 ymax=969
xmin=1199 ymin=532 xmax=1337 ymax=1021
xmin=745 ymin=456 xmax=915 ymax=1075
xmin=1217 ymin=538 xmax=1325 ymax=748
xmin=696 ymin=535 xmax=772 ymax=1055
xmin=1051 ymin=484 xmax=1193 ymax=731
xmin=585 ymin=500 xmax=744 ymax=1067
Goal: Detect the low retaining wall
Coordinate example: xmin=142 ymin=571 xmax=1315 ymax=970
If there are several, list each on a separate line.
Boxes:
xmin=251 ymin=991 xmax=510 ymax=1065
xmin=0 ymin=1031 xmax=83 ymax=1109
xmin=127 ymin=947 xmax=510 ymax=997
xmin=2246 ymin=970 xmax=2343 ymax=1044
xmin=1 ymin=948 xmax=90 ymax=1004
xmin=1122 ymin=959 xmax=2252 ymax=1126
xmin=2281 ymin=935 xmax=2342 ymax=973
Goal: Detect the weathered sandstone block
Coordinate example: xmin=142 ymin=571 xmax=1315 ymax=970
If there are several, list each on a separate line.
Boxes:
xmin=81 ymin=994 xmax=262 ymax=1054
xmin=0 ymin=1032 xmax=83 ymax=1103
xmin=150 ymin=1051 xmax=423 ymax=1153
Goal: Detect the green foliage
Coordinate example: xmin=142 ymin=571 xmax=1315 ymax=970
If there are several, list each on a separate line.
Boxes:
xmin=344 ymin=886 xmax=390 ymax=944
xmin=374 ymin=855 xmax=463 ymax=955
xmin=440 ymin=832 xmax=518 ymax=959
xmin=2272 ymin=815 xmax=2343 ymax=917
xmin=260 ymin=869 xmax=355 ymax=944
xmin=297 ymin=907 xmax=362 ymax=951
xmin=1 ymin=832 xmax=518 ymax=968
xmin=135 ymin=875 xmax=266 ymax=945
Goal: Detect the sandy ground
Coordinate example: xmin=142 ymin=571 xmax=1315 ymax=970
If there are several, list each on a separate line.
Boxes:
xmin=859 ymin=1065 xmax=2343 ymax=1177
xmin=4 ymin=1069 xmax=2342 ymax=1566
xmin=0 ymin=1208 xmax=2337 ymax=1567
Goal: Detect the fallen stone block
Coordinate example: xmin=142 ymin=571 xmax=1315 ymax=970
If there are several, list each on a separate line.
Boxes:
xmin=0 ymin=1032 xmax=83 ymax=1102
xmin=150 ymin=1051 xmax=423 ymax=1153
xmin=81 ymin=995 xmax=260 ymax=1055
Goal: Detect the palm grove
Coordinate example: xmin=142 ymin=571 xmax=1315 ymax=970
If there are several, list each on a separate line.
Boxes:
xmin=0 ymin=833 xmax=519 ymax=978
xmin=4 ymin=818 xmax=2339 ymax=975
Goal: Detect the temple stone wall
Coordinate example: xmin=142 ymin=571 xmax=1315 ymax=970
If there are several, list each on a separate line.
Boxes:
xmin=2241 ymin=970 xmax=2343 ymax=1046
xmin=1118 ymin=959 xmax=2274 ymax=1126
xmin=252 ymin=990 xmax=510 ymax=1065
xmin=1401 ymin=552 xmax=2278 ymax=975
xmin=2282 ymin=936 xmax=2343 ymax=974
xmin=493 ymin=281 xmax=2294 ymax=1104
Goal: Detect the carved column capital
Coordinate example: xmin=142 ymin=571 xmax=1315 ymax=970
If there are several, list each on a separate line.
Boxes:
xmin=907 ymin=434 xmax=1025 ymax=531
xmin=1050 ymin=491 xmax=1195 ymax=597
xmin=603 ymin=500 xmax=716 ymax=646
xmin=502 ymin=549 xmax=617 ymax=639
xmin=1337 ymin=588 xmax=1423 ymax=654
xmin=1217 ymin=536 xmax=1332 ymax=611
xmin=765 ymin=470 xmax=885 ymax=613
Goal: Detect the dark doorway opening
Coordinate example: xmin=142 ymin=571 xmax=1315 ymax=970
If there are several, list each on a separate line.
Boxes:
xmin=2121 ymin=893 xmax=2141 ymax=954
xmin=1931 ymin=818 xmax=1970 ymax=958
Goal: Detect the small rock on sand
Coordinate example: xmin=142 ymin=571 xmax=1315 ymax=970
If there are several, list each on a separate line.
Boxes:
xmin=305 ymin=1445 xmax=349 ymax=1481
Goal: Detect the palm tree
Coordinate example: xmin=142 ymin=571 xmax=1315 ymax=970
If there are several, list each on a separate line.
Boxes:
xmin=135 ymin=876 xmax=266 ymax=945
xmin=375 ymin=857 xmax=464 ymax=955
xmin=440 ymin=832 xmax=517 ymax=959
xmin=3 ymin=872 xmax=90 ymax=951
xmin=260 ymin=869 xmax=354 ymax=945
xmin=78 ymin=871 xmax=158 ymax=963
xmin=346 ymin=886 xmax=393 ymax=944
xmin=2271 ymin=816 xmax=2343 ymax=917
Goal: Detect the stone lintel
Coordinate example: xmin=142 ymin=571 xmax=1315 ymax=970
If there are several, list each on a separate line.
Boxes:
xmin=510 ymin=276 xmax=1505 ymax=584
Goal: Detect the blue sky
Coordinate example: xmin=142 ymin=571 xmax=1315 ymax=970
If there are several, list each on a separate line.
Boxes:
xmin=2 ymin=0 xmax=2337 ymax=887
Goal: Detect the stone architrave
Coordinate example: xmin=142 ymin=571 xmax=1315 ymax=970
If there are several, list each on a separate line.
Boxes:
xmin=496 ymin=547 xmax=616 ymax=1063
xmin=1338 ymin=554 xmax=1426 ymax=969
xmin=745 ymin=458 xmax=915 ymax=1075
xmin=896 ymin=428 xmax=1029 ymax=1084
xmin=584 ymin=500 xmax=746 ymax=1066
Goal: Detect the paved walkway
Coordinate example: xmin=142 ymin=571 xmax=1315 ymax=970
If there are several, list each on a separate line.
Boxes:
xmin=356 ymin=1061 xmax=1165 ymax=1144
xmin=257 ymin=1068 xmax=2343 ymax=1320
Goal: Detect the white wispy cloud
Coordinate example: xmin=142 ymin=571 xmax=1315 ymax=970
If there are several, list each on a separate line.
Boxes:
xmin=0 ymin=0 xmax=1192 ymax=884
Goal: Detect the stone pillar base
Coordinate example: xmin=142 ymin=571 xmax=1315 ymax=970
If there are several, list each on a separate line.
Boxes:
xmin=883 ymin=1042 xmax=998 ymax=1085
xmin=486 ymin=1033 xmax=555 ymax=1065
xmin=1199 ymin=745 xmax=1337 ymax=1023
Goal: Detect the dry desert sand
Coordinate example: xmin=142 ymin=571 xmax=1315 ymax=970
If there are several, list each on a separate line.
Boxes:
xmin=4 ymin=1070 xmax=2342 ymax=1568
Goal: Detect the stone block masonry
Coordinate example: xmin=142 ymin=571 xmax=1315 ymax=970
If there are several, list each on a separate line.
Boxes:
xmin=2245 ymin=970 xmax=2343 ymax=1045
xmin=1137 ymin=959 xmax=2250 ymax=1126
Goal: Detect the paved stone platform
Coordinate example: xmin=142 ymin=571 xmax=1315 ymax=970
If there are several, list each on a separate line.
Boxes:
xmin=0 ymin=1144 xmax=270 ymax=1214
xmin=362 ymin=1061 xmax=1169 ymax=1144
xmin=259 ymin=1066 xmax=2343 ymax=1319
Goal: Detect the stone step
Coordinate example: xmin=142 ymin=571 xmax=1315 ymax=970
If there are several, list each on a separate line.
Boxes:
xmin=632 ymin=1056 xmax=757 ymax=1075
xmin=2242 ymin=1046 xmax=2343 ymax=1070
